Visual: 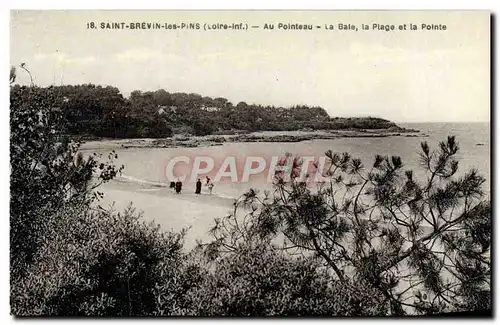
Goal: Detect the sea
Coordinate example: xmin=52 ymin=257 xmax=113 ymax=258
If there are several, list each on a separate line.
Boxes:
xmin=106 ymin=122 xmax=491 ymax=199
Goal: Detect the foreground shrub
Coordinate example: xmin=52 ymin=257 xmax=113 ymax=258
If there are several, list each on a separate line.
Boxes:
xmin=12 ymin=200 xmax=388 ymax=317
xmin=184 ymin=244 xmax=386 ymax=316
xmin=11 ymin=205 xmax=193 ymax=316
xmin=10 ymin=84 xmax=122 ymax=278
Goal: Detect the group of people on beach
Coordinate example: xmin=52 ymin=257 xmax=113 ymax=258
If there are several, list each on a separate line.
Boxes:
xmin=169 ymin=176 xmax=214 ymax=195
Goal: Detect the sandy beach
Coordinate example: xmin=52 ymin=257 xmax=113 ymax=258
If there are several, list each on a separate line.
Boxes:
xmin=98 ymin=177 xmax=236 ymax=250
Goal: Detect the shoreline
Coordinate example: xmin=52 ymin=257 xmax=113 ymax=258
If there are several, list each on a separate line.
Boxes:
xmin=80 ymin=128 xmax=427 ymax=151
xmin=100 ymin=173 xmax=437 ymax=251
xmin=98 ymin=177 xmax=237 ymax=250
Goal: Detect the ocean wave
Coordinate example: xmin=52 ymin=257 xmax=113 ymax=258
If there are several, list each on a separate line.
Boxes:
xmin=117 ymin=174 xmax=169 ymax=188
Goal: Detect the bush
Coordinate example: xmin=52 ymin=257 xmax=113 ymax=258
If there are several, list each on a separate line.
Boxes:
xmin=10 ymin=86 xmax=122 ymax=277
xmin=190 ymin=119 xmax=216 ymax=136
xmin=11 ymin=205 xmax=194 ymax=316
xmin=10 ymin=82 xmax=201 ymax=317
xmin=185 ymin=244 xmax=386 ymax=316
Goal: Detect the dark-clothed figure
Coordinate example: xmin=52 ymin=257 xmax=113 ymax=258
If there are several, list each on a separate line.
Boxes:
xmin=169 ymin=181 xmax=175 ymax=193
xmin=175 ymin=181 xmax=182 ymax=194
xmin=195 ymin=179 xmax=202 ymax=194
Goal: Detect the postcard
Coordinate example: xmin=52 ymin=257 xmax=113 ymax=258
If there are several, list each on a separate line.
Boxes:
xmin=10 ymin=10 xmax=491 ymax=317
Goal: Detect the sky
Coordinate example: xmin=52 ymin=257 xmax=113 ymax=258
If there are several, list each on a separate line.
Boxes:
xmin=10 ymin=10 xmax=490 ymax=122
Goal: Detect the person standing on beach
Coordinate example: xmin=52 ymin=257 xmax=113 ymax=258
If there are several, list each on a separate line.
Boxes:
xmin=207 ymin=181 xmax=214 ymax=195
xmin=205 ymin=176 xmax=214 ymax=194
xmin=195 ymin=179 xmax=202 ymax=194
xmin=175 ymin=180 xmax=182 ymax=194
xmin=169 ymin=181 xmax=176 ymax=193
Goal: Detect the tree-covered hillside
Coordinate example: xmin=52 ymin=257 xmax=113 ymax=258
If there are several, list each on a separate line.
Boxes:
xmin=10 ymin=84 xmax=401 ymax=139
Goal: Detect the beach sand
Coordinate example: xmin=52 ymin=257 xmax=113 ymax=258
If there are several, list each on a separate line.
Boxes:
xmin=98 ymin=178 xmax=236 ymax=250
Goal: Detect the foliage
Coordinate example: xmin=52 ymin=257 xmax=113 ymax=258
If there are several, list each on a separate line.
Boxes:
xmin=9 ymin=81 xmax=188 ymax=316
xmin=184 ymin=244 xmax=386 ymax=316
xmin=201 ymin=136 xmax=491 ymax=315
xmin=10 ymin=85 xmax=123 ymax=277
xmin=11 ymin=205 xmax=192 ymax=316
xmin=10 ymin=84 xmax=401 ymax=139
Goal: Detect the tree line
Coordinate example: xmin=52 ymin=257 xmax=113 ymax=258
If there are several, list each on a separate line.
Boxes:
xmin=10 ymin=84 xmax=401 ymax=139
